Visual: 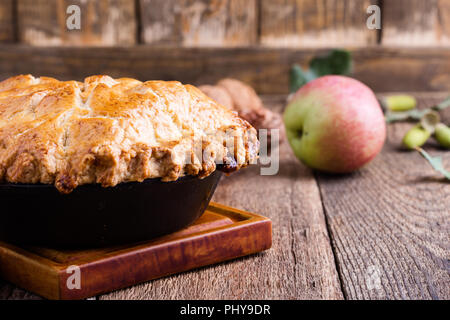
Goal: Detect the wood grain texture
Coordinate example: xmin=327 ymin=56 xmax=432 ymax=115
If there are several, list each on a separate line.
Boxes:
xmin=17 ymin=0 xmax=136 ymax=46
xmin=0 ymin=279 xmax=42 ymax=300
xmin=260 ymin=0 xmax=379 ymax=47
xmin=382 ymin=0 xmax=450 ymax=46
xmin=0 ymin=45 xmax=450 ymax=94
xmin=99 ymin=96 xmax=344 ymax=300
xmin=0 ymin=0 xmax=14 ymax=43
xmin=140 ymin=0 xmax=257 ymax=46
xmin=316 ymin=93 xmax=450 ymax=299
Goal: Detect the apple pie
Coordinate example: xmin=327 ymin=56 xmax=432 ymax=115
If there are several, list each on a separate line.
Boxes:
xmin=0 ymin=75 xmax=259 ymax=193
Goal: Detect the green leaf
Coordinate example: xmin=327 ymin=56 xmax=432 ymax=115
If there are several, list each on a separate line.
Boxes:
xmin=385 ymin=111 xmax=411 ymax=123
xmin=309 ymin=49 xmax=352 ymax=77
xmin=289 ymin=64 xmax=315 ymax=93
xmin=385 ymin=109 xmax=427 ymax=123
xmin=416 ymin=148 xmax=450 ymax=180
xmin=289 ymin=49 xmax=353 ymax=93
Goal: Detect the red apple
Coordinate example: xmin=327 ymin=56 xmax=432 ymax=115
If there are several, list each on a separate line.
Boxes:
xmin=283 ymin=75 xmax=386 ymax=173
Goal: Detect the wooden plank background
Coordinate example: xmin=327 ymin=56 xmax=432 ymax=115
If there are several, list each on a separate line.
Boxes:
xmin=0 ymin=0 xmax=15 ymax=43
xmin=382 ymin=0 xmax=450 ymax=46
xmin=0 ymin=46 xmax=449 ymax=94
xmin=0 ymin=0 xmax=448 ymax=46
xmin=260 ymin=0 xmax=379 ymax=47
xmin=0 ymin=0 xmax=448 ymax=93
xmin=17 ymin=0 xmax=137 ymax=46
xmin=139 ymin=0 xmax=258 ymax=46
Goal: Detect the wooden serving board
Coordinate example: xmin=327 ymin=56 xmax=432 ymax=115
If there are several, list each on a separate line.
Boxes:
xmin=0 ymin=202 xmax=271 ymax=300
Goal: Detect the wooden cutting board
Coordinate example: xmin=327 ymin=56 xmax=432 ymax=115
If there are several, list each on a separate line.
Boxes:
xmin=0 ymin=202 xmax=271 ymax=300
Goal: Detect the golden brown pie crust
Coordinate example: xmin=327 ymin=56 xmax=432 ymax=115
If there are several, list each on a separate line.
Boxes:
xmin=0 ymin=75 xmax=259 ymax=193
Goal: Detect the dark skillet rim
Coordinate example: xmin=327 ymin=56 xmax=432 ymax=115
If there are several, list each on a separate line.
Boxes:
xmin=0 ymin=171 xmax=218 ymax=191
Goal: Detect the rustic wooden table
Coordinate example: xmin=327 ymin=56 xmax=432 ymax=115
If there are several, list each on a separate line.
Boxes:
xmin=1 ymin=93 xmax=449 ymax=300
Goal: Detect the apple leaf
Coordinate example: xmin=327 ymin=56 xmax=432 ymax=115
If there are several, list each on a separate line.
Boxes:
xmin=289 ymin=49 xmax=353 ymax=93
xmin=289 ymin=65 xmax=308 ymax=93
xmin=385 ymin=109 xmax=425 ymax=123
xmin=385 ymin=108 xmax=436 ymax=123
xmin=416 ymin=148 xmax=450 ymax=180
xmin=309 ymin=49 xmax=353 ymax=77
xmin=289 ymin=65 xmax=316 ymax=93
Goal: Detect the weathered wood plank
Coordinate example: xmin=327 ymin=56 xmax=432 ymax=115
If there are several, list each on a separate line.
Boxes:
xmin=260 ymin=0 xmax=379 ymax=47
xmin=0 ymin=279 xmax=42 ymax=300
xmin=140 ymin=0 xmax=257 ymax=46
xmin=0 ymin=45 xmax=449 ymax=94
xmin=382 ymin=0 xmax=450 ymax=46
xmin=0 ymin=0 xmax=14 ymax=43
xmin=99 ymin=96 xmax=343 ymax=300
xmin=316 ymin=94 xmax=450 ymax=299
xmin=17 ymin=0 xmax=136 ymax=46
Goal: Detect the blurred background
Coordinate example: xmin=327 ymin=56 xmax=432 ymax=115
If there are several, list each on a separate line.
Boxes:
xmin=0 ymin=0 xmax=449 ymax=94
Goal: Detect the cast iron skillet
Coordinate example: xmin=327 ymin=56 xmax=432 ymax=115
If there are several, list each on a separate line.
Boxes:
xmin=0 ymin=170 xmax=222 ymax=248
